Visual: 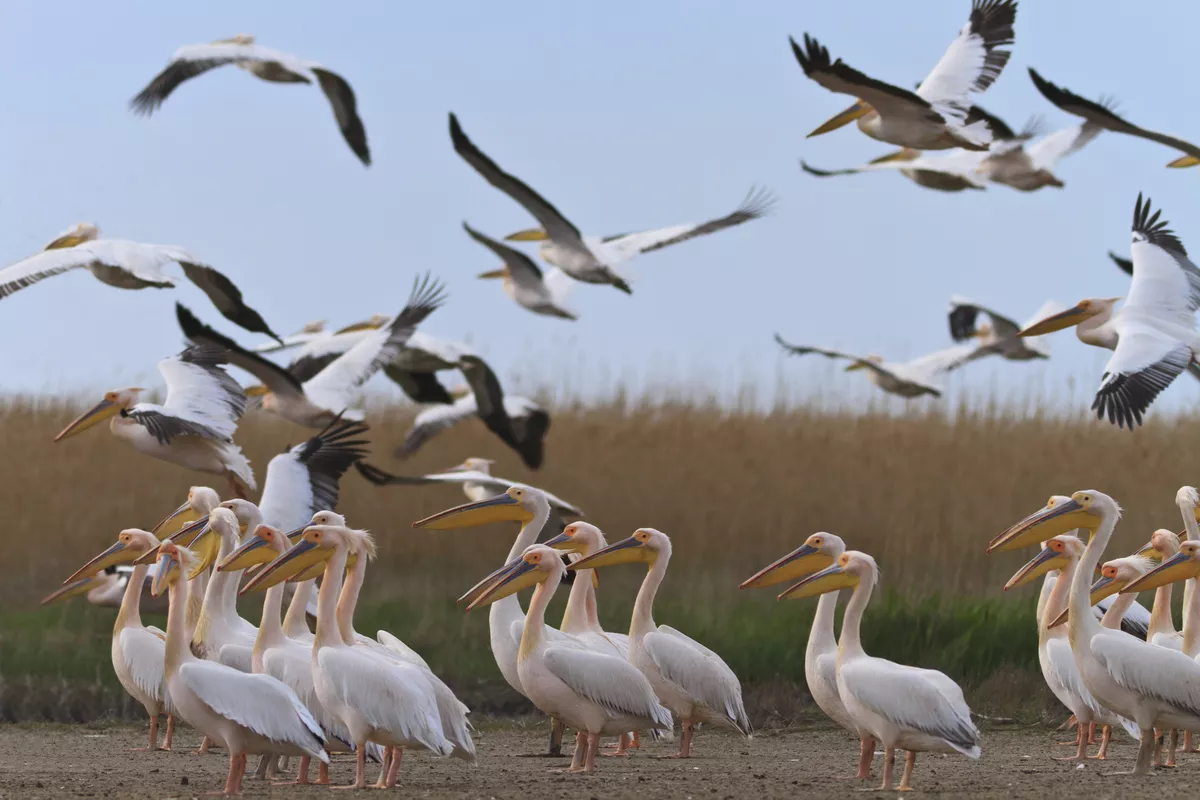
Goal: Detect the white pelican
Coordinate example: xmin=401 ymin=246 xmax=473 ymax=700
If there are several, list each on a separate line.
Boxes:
xmin=999 ymin=490 xmax=1200 ymax=775
xmin=1019 ymin=195 xmax=1200 ymax=428
xmin=1028 ymin=69 xmax=1200 ymax=165
xmin=774 ymin=334 xmax=976 ymax=398
xmin=397 ymin=388 xmax=551 ymax=469
xmin=187 ymin=507 xmax=259 ymax=671
xmin=61 ymin=529 xmax=174 ymax=751
xmin=53 ymin=346 xmax=256 ymax=496
xmin=1130 ymin=540 xmax=1200 ymax=657
xmin=271 ymin=315 xmax=390 ymax=381
xmin=147 ymin=486 xmax=224 ymax=638
xmin=502 ymin=187 xmax=775 ymax=270
xmin=791 ymin=1 xmax=1018 ymax=151
xmin=976 ymin=121 xmax=1102 ymax=191
xmin=741 ymin=533 xmax=876 ymax=778
xmin=244 ymin=523 xmax=450 ymax=789
xmin=948 ymin=298 xmax=1064 ymax=363
xmin=449 ymin=113 xmax=632 ymax=294
xmin=176 ymin=274 xmax=447 ymax=427
xmin=151 ymin=542 xmax=328 ymax=795
xmin=0 ymin=223 xmax=281 ymax=341
xmin=569 ymin=528 xmax=751 ymax=757
xmin=782 ymin=551 xmax=980 ymax=791
xmin=470 ymin=544 xmax=672 ymax=773
xmin=465 ymin=223 xmax=577 ymax=320
xmin=356 ymin=458 xmax=584 ymax=517
xmin=131 ymin=34 xmax=369 ymax=165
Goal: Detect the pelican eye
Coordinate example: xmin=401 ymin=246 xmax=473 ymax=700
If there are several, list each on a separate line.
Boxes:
xmin=1102 ymin=566 xmax=1116 ymax=578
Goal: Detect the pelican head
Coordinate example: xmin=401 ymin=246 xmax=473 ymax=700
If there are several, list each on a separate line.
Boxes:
xmin=545 ymin=521 xmax=608 ymax=556
xmin=777 ymin=550 xmax=877 ymax=600
xmin=1123 ymin=541 xmax=1200 ymax=594
xmin=1003 ymin=534 xmax=1082 ymax=591
xmin=444 ymin=457 xmax=495 ymax=474
xmin=504 ymin=229 xmax=550 ymax=242
xmin=477 ymin=266 xmax=510 ymax=280
xmin=152 ymin=486 xmax=220 ymax=537
xmin=218 ymin=498 xmax=260 ymax=535
xmin=41 ymin=569 xmax=118 ymax=605
xmin=176 ymin=507 xmax=239 ymax=579
xmin=741 ymin=532 xmax=846 ymax=590
xmin=808 ymin=99 xmax=873 ymax=137
xmin=218 ymin=524 xmax=289 ymax=572
xmin=44 ymin=222 xmax=100 ymax=251
xmin=64 ymin=528 xmax=161 ymax=583
xmin=151 ymin=542 xmax=197 ymax=598
xmin=467 ymin=544 xmax=564 ymax=611
xmin=53 ymin=388 xmax=143 ymax=442
xmin=240 ymin=522 xmax=373 ymax=594
xmin=413 ymin=485 xmax=544 ymax=530
xmin=1017 ymin=298 xmax=1120 ymax=337
xmin=844 ymin=354 xmax=884 ymax=372
xmin=987 ymin=492 xmax=1109 ymax=554
xmin=1133 ymin=528 xmax=1183 ymax=561
xmin=568 ymin=527 xmax=670 ymax=571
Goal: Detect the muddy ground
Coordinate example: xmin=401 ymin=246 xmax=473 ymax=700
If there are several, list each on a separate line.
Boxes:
xmin=2 ymin=720 xmax=1200 ymax=798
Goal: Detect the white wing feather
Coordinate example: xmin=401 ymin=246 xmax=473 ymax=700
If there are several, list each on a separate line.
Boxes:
xmin=119 ymin=628 xmax=170 ymax=709
xmin=1092 ymin=630 xmax=1200 ymax=718
xmin=644 ymin=629 xmax=750 ymax=733
xmin=543 ymin=647 xmax=673 ymax=729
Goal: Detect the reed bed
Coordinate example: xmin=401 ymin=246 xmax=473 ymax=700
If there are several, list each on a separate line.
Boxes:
xmin=3 ymin=390 xmax=1197 ymax=721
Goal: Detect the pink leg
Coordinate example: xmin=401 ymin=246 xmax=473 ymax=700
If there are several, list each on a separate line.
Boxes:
xmin=316 ymin=761 xmax=331 ymax=785
xmin=563 ymin=731 xmax=587 ymax=772
xmin=333 ymin=745 xmax=367 ymax=790
xmin=897 ymin=750 xmax=916 ymax=792
xmin=385 ymin=747 xmax=403 ymax=788
xmin=132 ymin=714 xmax=159 ymax=752
xmin=296 ymin=755 xmax=312 ymax=784
xmin=877 ymin=746 xmax=895 ymax=791
xmin=159 ymin=715 xmax=175 ymax=751
xmin=1087 ymin=721 xmax=1098 ymax=745
xmin=374 ymin=747 xmax=391 ymax=789
xmin=195 ymin=735 xmax=213 ymax=755
xmin=679 ymin=719 xmax=693 ymax=758
xmin=631 ymin=730 xmax=641 ymax=749
xmin=834 ymin=735 xmax=873 ymax=779
xmin=1053 ymin=724 xmax=1088 ymax=762
xmin=1092 ymin=725 xmax=1112 ymax=760
xmin=603 ymin=733 xmax=630 ymax=757
xmin=584 ymin=732 xmax=601 ymax=773
xmin=1166 ymin=729 xmax=1179 ymax=768
xmin=215 ymin=752 xmax=246 ymax=795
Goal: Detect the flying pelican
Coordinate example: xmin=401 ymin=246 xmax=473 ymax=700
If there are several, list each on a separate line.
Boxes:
xmin=801 ymin=149 xmax=989 ymax=191
xmin=176 ymin=273 xmax=447 ymax=427
xmin=131 ymin=34 xmax=369 ymax=165
xmin=449 ymin=113 xmax=632 ymax=294
xmin=948 ymin=299 xmax=1064 ymax=362
xmin=355 ymin=458 xmax=584 ymax=517
xmin=997 ymin=490 xmax=1200 ymax=775
xmin=253 ymin=320 xmax=328 ymax=354
xmin=465 ymin=223 xmax=577 ymax=320
xmin=742 ymin=533 xmax=876 ymax=778
xmin=1028 ymin=68 xmax=1200 ymax=165
xmin=270 ymin=315 xmax=391 ymax=381
xmin=243 ymin=523 xmax=450 ymax=789
xmin=782 ymin=551 xmax=980 ymax=791
xmin=502 ymin=187 xmax=776 ymax=270
xmin=61 ymin=529 xmax=174 ymax=751
xmin=0 ymin=223 xmax=281 ymax=341
xmin=975 ymin=121 xmax=1102 ymax=191
xmin=469 ymin=544 xmax=672 ymax=773
xmin=53 ymin=346 xmax=256 ymax=496
xmin=568 ymin=528 xmax=751 ymax=757
xmin=774 ymin=334 xmax=976 ymax=398
xmin=791 ymin=1 xmax=1018 ymax=151
xmin=151 ymin=542 xmax=328 ymax=794
xmin=397 ymin=388 xmax=551 ymax=469
xmin=1019 ymin=195 xmax=1200 ymax=428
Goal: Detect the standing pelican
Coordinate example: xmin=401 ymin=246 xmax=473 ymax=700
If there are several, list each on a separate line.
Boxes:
xmin=782 ymin=551 xmax=980 ymax=791
xmin=569 ymin=528 xmax=751 ymax=757
xmin=151 ymin=542 xmax=328 ymax=795
xmin=465 ymin=223 xmax=577 ymax=320
xmin=1019 ymin=195 xmax=1200 ymax=428
xmin=53 ymin=346 xmax=255 ymax=496
xmin=469 ymin=544 xmax=672 ymax=773
xmin=131 ymin=34 xmax=370 ymax=165
xmin=774 ymin=334 xmax=976 ymax=398
xmin=791 ymin=1 xmax=1018 ymax=151
xmin=742 ymin=533 xmax=875 ymax=778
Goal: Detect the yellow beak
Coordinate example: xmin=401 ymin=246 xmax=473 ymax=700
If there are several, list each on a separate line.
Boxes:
xmin=741 ymin=544 xmax=834 ymax=590
xmin=1123 ymin=552 xmax=1200 ymax=593
xmin=241 ymin=537 xmax=330 ymax=594
xmin=868 ymin=148 xmax=919 ymax=165
xmin=467 ymin=558 xmax=546 ymax=611
xmin=151 ymin=500 xmax=200 ymax=538
xmin=151 ymin=551 xmax=180 ymax=598
xmin=542 ymin=532 xmax=601 ymax=589
xmin=64 ymin=540 xmax=136 ymax=583
xmin=218 ymin=533 xmax=277 ymax=572
xmin=568 ymin=536 xmax=652 ymax=570
xmin=412 ymin=492 xmax=533 ymax=530
xmin=988 ymin=499 xmax=1094 ymax=554
xmin=1167 ymin=154 xmax=1200 ymax=168
xmin=477 ymin=268 xmax=508 ymax=280
xmin=808 ymin=100 xmax=872 ymax=137
xmin=1017 ymin=304 xmax=1095 ymax=338
xmin=1004 ymin=546 xmax=1068 ymax=591
xmin=504 ymin=228 xmax=550 ymax=242
xmin=41 ymin=575 xmax=105 ymax=604
xmin=43 ymin=232 xmax=90 ymax=250
xmin=54 ymin=398 xmax=122 ymax=442
xmin=777 ymin=561 xmax=857 ymax=600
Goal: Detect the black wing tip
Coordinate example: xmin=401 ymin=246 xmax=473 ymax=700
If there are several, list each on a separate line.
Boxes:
xmin=947 ymin=304 xmax=980 ymax=343
xmin=1107 ymin=251 xmax=1134 ymax=275
xmin=790 ymin=33 xmax=830 ymax=74
xmin=739 ymin=185 xmax=779 ymax=218
xmin=407 ymin=272 xmax=450 ymax=313
xmin=1132 ymin=194 xmax=1187 ymax=255
xmin=355 ymin=461 xmax=396 ymax=485
xmin=129 ymin=92 xmax=162 ymax=116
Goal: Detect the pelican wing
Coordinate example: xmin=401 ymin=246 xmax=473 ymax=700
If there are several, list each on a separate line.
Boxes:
xmin=252 ymin=323 xmax=326 ymax=354
xmin=1093 ymin=331 xmax=1190 ymax=429
xmin=375 ymin=630 xmax=432 ymax=672
xmin=504 ymin=399 xmax=550 ymax=470
xmin=178 ymin=262 xmax=281 ymax=342
xmin=948 ymin=298 xmax=1022 ymax=341
xmin=354 ymin=463 xmax=584 ymax=516
xmin=395 ymin=397 xmax=474 ymax=459
xmin=178 ymin=660 xmax=326 ymax=755
xmin=840 ymin=658 xmax=980 ymax=756
xmin=1028 ymin=69 xmax=1200 ymax=160
xmin=287 ymin=331 xmax=369 ymax=383
xmin=915 ymin=0 xmax=1018 ymax=117
xmin=1027 ymin=123 xmax=1103 ymax=171
xmin=0 ymin=249 xmax=95 ymax=299
xmin=601 ymin=187 xmax=777 ymax=259
xmin=905 ymin=343 xmax=979 ymax=378
xmin=303 ymin=275 xmax=447 ymax=413
xmin=450 ymin=115 xmax=586 ymax=248
xmin=218 ymin=643 xmax=255 ymax=673
xmin=800 ymin=152 xmax=986 ymax=188
xmin=1110 ymin=251 xmax=1134 ymax=276
xmin=1096 ymin=594 xmax=1150 ymax=640
xmin=260 ymin=417 xmax=369 ymax=531
xmin=262 ymin=646 xmax=318 ymax=713
xmin=127 ymin=346 xmax=246 ymax=444
xmin=119 ymin=627 xmax=168 ymax=705
xmin=643 ymin=630 xmax=750 ymax=733
xmin=462 ymin=222 xmax=546 ymax=288
xmin=543 ymin=647 xmax=673 ymax=729
xmin=1044 ymin=637 xmax=1098 ymax=715
xmin=1092 ymin=630 xmax=1200 ymax=717
xmin=176 ymin=303 xmax=306 ymax=403
xmin=311 ymin=68 xmax=370 ymax=166
xmin=382 ymin=366 xmax=454 ymax=405
xmin=459 ymin=355 xmax=519 ymax=453
xmin=774 ymin=335 xmax=905 ymax=383
xmin=1126 ymin=195 xmax=1200 ymax=317
xmin=965 ymin=104 xmax=1018 ymax=140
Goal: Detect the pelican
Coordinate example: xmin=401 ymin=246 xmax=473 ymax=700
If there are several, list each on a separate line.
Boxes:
xmin=976 ymin=121 xmax=1102 ymax=191
xmin=1005 ymin=534 xmax=1139 ymax=761
xmin=997 ymin=490 xmax=1200 ymax=775
xmin=355 ymin=458 xmax=584 ymax=517
xmin=503 ymin=187 xmax=775 ymax=270
xmin=151 ymin=542 xmax=328 ymax=795
xmin=569 ymin=528 xmax=751 ymax=757
xmin=470 ymin=544 xmax=672 ymax=773
xmin=1028 ymin=69 xmax=1200 ymax=166
xmin=741 ymin=532 xmax=876 ymax=778
xmin=1019 ymin=195 xmax=1200 ymax=428
xmin=791 ymin=1 xmax=1018 ymax=151
xmin=0 ymin=223 xmax=280 ymax=341
xmin=243 ymin=523 xmax=450 ymax=790
xmin=61 ymin=529 xmax=174 ymax=751
xmin=782 ymin=551 xmax=980 ymax=791
xmin=176 ymin=273 xmax=447 ymax=427
xmin=948 ymin=299 xmax=1064 ymax=362
xmin=449 ymin=113 xmax=632 ymax=294
xmin=801 ymin=149 xmax=988 ymax=191
xmin=544 ymin=522 xmax=628 ymax=655
xmin=397 ymin=388 xmax=551 ymax=469
xmin=252 ymin=320 xmax=327 ymax=354
xmin=183 ymin=507 xmax=259 ymax=673
xmin=774 ymin=334 xmax=976 ymax=398
xmin=53 ymin=346 xmax=256 ymax=496
xmin=41 ymin=565 xmax=151 ymax=609
xmin=131 ymin=34 xmax=369 ymax=165
xmin=271 ymin=315 xmax=391 ymax=381
xmin=465 ymin=223 xmax=576 ymax=320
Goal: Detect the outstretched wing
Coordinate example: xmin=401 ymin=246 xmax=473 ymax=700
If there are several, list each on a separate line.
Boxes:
xmin=915 ymin=0 xmax=1018 ymax=120
xmin=312 ymin=67 xmax=370 ymax=166
xmin=178 ymin=262 xmax=282 ymax=342
xmin=176 ymin=303 xmax=305 ymax=403
xmin=602 ymin=187 xmax=777 ymax=259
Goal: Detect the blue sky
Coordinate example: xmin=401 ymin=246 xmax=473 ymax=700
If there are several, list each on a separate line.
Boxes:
xmin=2 ymin=1 xmax=1197 ymax=411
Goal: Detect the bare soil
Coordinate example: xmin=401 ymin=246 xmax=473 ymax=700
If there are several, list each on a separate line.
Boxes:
xmin=3 ymin=720 xmax=1200 ymax=798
